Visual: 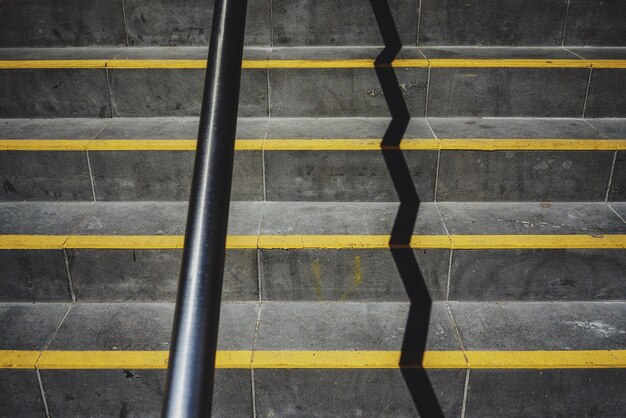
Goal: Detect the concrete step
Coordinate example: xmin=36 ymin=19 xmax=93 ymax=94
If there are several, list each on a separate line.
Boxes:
xmin=1 ymin=201 xmax=624 ymax=303
xmin=1 ymin=0 xmax=624 ymax=48
xmin=1 ymin=117 xmax=625 ymax=202
xmin=1 ymin=47 xmax=625 ymax=118
xmin=0 ymin=301 xmax=624 ymax=416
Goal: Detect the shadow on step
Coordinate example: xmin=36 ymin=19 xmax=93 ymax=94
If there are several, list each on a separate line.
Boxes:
xmin=369 ymin=0 xmax=444 ymax=416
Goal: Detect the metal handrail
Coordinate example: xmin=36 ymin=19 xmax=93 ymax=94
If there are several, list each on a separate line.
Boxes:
xmin=161 ymin=0 xmax=248 ymax=416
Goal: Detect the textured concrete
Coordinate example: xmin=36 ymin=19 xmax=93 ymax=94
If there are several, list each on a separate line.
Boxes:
xmin=465 ymin=369 xmax=626 ymax=417
xmin=265 ymin=150 xmax=437 ymax=201
xmin=0 ymin=117 xmax=109 ymax=139
xmin=259 ymin=202 xmax=446 ymax=235
xmin=436 ymin=150 xmax=613 ymax=201
xmin=437 ymin=202 xmax=626 ymax=235
xmin=89 ymin=150 xmax=263 ymax=201
xmin=610 ymin=203 xmax=626 ymax=221
xmin=108 ymin=68 xmax=268 ymax=117
xmin=124 ymin=0 xmax=270 ymax=46
xmin=585 ymin=69 xmax=626 ymax=118
xmin=421 ymin=47 xmax=581 ymax=60
xmin=255 ymin=302 xmax=460 ymax=351
xmin=47 ymin=302 xmax=259 ymax=350
xmin=449 ymin=249 xmax=626 ymax=301
xmin=271 ymin=0 xmax=418 ymax=46
xmin=67 ymin=249 xmax=258 ymax=302
xmin=0 ymin=151 xmax=93 ymax=201
xmin=0 ymin=250 xmax=70 ymax=302
xmin=609 ymin=152 xmax=626 ymax=201
xmin=564 ymin=0 xmax=626 ymax=46
xmin=427 ymin=117 xmax=602 ymax=139
xmin=427 ymin=68 xmax=589 ymax=117
xmin=260 ymin=248 xmax=449 ymax=301
xmin=418 ymin=0 xmax=567 ymax=45
xmin=0 ymin=303 xmax=69 ymax=349
xmin=96 ymin=116 xmax=268 ymax=139
xmin=255 ymin=369 xmax=465 ymax=417
xmin=0 ymin=202 xmax=92 ymax=234
xmin=449 ymin=301 xmax=626 ymax=350
xmin=0 ymin=370 xmax=46 ymax=418
xmin=0 ymin=69 xmax=111 ymax=118
xmin=269 ymin=67 xmax=428 ymax=117
xmin=587 ymin=117 xmax=626 ymax=139
xmin=41 ymin=369 xmax=252 ymax=417
xmin=266 ymin=116 xmax=434 ymax=139
xmin=0 ymin=0 xmax=126 ymax=47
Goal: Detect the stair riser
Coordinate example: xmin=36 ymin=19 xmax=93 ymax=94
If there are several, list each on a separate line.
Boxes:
xmin=2 ymin=0 xmax=624 ymax=47
xmin=3 ymin=368 xmax=625 ymax=417
xmin=2 ymin=67 xmax=624 ymax=118
xmin=0 ymin=150 xmax=620 ymax=202
xmin=3 ymin=248 xmax=625 ymax=303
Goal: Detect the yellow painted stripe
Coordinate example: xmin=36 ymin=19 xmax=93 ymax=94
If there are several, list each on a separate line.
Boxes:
xmin=252 ymin=350 xmax=468 ymax=369
xmin=61 ymin=235 xmax=258 ymax=249
xmin=450 ymin=234 xmax=626 ymax=249
xmin=0 ymin=234 xmax=624 ymax=250
xmin=428 ymin=58 xmax=591 ymax=68
xmin=256 ymin=235 xmax=453 ymax=249
xmin=0 ymin=350 xmax=41 ymax=369
xmin=2 ymin=350 xmax=624 ymax=369
xmin=2 ymin=138 xmax=625 ymax=152
xmin=467 ymin=350 xmax=626 ymax=369
xmin=0 ymin=60 xmax=109 ymax=69
xmin=0 ymin=235 xmax=68 ymax=249
xmin=2 ymin=58 xmax=625 ymax=70
xmin=438 ymin=139 xmax=626 ymax=151
xmin=265 ymin=59 xmax=430 ymax=68
xmin=589 ymin=60 xmax=626 ymax=69
xmin=36 ymin=350 xmax=252 ymax=369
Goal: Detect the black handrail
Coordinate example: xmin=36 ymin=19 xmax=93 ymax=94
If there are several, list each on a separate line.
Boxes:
xmin=161 ymin=0 xmax=247 ymax=416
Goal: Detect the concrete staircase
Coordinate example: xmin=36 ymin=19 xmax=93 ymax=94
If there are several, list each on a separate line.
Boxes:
xmin=1 ymin=0 xmax=625 ymax=417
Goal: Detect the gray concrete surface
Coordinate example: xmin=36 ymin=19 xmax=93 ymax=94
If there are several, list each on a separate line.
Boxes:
xmin=417 ymin=0 xmax=567 ymax=45
xmin=449 ymin=249 xmax=626 ymax=301
xmin=465 ymin=369 xmax=626 ymax=417
xmin=254 ymin=369 xmax=465 ymax=417
xmin=0 ymin=371 xmax=47 ymax=418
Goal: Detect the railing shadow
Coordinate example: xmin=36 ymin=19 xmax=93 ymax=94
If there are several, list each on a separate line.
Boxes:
xmin=368 ymin=1 xmax=444 ymax=416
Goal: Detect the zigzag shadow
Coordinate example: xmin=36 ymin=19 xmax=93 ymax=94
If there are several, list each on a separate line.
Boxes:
xmin=368 ymin=1 xmax=444 ymax=416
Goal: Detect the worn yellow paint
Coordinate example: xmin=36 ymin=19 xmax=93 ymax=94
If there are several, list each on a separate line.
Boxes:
xmin=0 ymin=235 xmax=68 ymax=249
xmin=589 ymin=60 xmax=626 ymax=69
xmin=35 ymin=350 xmax=252 ymax=369
xmin=428 ymin=58 xmax=591 ymax=68
xmin=450 ymin=234 xmax=626 ymax=249
xmin=311 ymin=259 xmax=324 ymax=300
xmin=467 ymin=350 xmax=626 ymax=369
xmin=1 ymin=58 xmax=624 ymax=70
xmin=2 ymin=350 xmax=624 ymax=369
xmin=354 ymin=256 xmax=362 ymax=288
xmin=63 ymin=235 xmax=186 ymax=249
xmin=0 ymin=60 xmax=108 ymax=69
xmin=0 ymin=234 xmax=624 ymax=250
xmin=2 ymin=138 xmax=625 ymax=152
xmin=438 ymin=139 xmax=626 ymax=151
xmin=0 ymin=350 xmax=41 ymax=369
xmin=251 ymin=351 xmax=468 ymax=369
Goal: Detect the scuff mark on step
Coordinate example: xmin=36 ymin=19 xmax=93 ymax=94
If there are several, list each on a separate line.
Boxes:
xmin=3 ymin=179 xmax=17 ymax=194
xmin=566 ymin=320 xmax=625 ymax=338
xmin=122 ymin=370 xmax=141 ymax=380
xmin=364 ymin=81 xmax=427 ymax=97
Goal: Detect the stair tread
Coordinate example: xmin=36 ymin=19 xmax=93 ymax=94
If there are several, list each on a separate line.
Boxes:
xmin=0 ymin=201 xmax=625 ymax=239
xmin=1 ymin=46 xmax=624 ymax=64
xmin=1 ymin=301 xmax=624 ymax=355
xmin=2 ymin=117 xmax=624 ymax=141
